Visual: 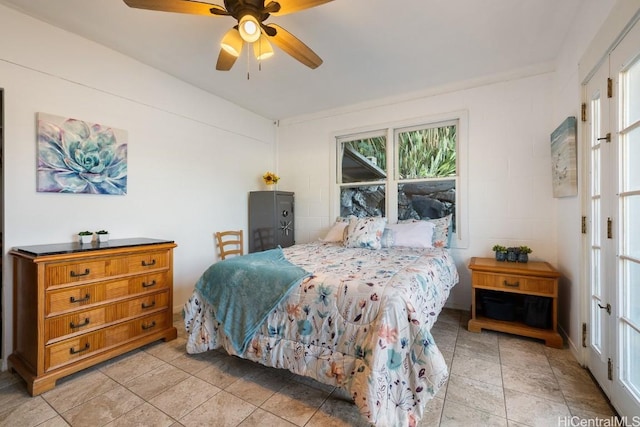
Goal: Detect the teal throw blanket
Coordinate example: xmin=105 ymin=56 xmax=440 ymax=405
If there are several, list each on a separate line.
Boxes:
xmin=195 ymin=247 xmax=310 ymax=353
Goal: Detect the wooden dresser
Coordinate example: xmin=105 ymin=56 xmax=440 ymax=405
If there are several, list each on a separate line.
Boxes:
xmin=467 ymin=257 xmax=563 ymax=348
xmin=9 ymin=238 xmax=178 ymax=395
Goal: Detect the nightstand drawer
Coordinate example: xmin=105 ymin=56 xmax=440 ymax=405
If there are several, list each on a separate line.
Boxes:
xmin=473 ymin=272 xmax=555 ymax=295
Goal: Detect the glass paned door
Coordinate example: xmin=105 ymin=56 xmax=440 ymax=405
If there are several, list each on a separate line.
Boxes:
xmin=613 ymin=20 xmax=640 ymax=414
xmin=585 ymin=17 xmax=640 ymax=418
xmin=586 ymin=62 xmax=612 ymax=393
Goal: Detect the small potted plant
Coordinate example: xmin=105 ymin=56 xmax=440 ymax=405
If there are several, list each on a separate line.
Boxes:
xmin=492 ymin=245 xmax=508 ymax=261
xmin=518 ymin=246 xmax=532 ymax=263
xmin=78 ymin=231 xmax=93 ymax=244
xmin=96 ymin=230 xmax=109 ymax=243
xmin=506 ymin=247 xmax=519 ymax=262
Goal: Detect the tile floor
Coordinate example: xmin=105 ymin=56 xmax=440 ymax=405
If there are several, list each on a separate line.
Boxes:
xmin=0 ymin=309 xmax=618 ymax=427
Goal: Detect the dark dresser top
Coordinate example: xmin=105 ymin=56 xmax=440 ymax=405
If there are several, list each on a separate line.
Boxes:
xmin=11 ymin=238 xmax=175 ymax=257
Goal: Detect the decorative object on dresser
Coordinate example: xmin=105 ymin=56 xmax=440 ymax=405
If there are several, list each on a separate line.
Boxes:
xmin=467 ymin=257 xmax=563 ymax=348
xmin=517 ymin=245 xmax=532 ymax=263
xmin=78 ymin=231 xmax=93 ymax=244
xmin=9 ymin=238 xmax=177 ymax=396
xmin=95 ymin=230 xmax=110 ymax=243
xmin=248 ymin=191 xmax=294 ymax=253
xmin=492 ymin=244 xmax=508 ymax=261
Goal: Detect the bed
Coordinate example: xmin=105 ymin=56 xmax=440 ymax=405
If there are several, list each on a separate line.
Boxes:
xmin=183 ymin=217 xmax=459 ymax=426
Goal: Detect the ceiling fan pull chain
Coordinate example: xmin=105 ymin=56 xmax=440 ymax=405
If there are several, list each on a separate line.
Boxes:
xmin=247 ymin=45 xmax=250 ymax=80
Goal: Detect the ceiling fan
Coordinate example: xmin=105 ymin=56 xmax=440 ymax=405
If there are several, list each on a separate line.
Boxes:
xmin=123 ymin=0 xmax=333 ymax=71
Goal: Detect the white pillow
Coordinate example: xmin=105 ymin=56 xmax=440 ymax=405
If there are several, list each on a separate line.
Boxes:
xmin=399 ymin=214 xmax=453 ymax=248
xmin=386 ymin=221 xmax=435 ymax=248
xmin=320 ymin=221 xmax=348 ymax=243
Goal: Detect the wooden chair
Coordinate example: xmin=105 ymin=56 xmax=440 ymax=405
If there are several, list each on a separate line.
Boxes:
xmin=214 ymin=230 xmax=244 ymax=260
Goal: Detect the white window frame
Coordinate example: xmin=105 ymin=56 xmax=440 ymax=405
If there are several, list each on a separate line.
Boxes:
xmin=330 ymin=110 xmax=469 ymax=249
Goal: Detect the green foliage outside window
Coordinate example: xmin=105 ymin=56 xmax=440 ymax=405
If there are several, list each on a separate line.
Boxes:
xmin=398 ymin=126 xmax=456 ymax=179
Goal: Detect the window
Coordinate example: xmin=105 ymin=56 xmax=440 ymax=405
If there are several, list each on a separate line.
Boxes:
xmin=335 ymin=113 xmax=467 ymax=247
xmin=338 ymin=130 xmax=388 ymax=217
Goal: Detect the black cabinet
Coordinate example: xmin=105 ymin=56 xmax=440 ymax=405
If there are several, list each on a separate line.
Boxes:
xmin=249 ymin=191 xmax=295 ymax=253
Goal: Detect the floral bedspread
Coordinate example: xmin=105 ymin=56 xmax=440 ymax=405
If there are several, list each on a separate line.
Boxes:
xmin=184 ymin=242 xmax=459 ymax=426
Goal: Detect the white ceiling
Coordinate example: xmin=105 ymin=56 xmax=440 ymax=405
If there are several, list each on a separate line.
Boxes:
xmin=0 ymin=0 xmax=583 ymax=120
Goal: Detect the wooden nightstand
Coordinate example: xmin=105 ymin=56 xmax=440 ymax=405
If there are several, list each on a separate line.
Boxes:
xmin=467 ymin=257 xmax=563 ymax=348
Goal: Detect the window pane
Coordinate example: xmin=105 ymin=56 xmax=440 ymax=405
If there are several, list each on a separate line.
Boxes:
xmin=591 ymin=296 xmax=603 ymax=352
xmin=340 ymin=185 xmax=385 ymax=217
xmin=592 ymin=147 xmax=600 ymax=194
xmin=622 ymin=322 xmax=640 ymax=400
xmin=624 ymin=195 xmax=640 ymax=260
xmin=591 ymin=247 xmax=601 ymax=296
xmin=623 ymin=127 xmax=640 ymax=191
xmin=591 ymin=98 xmax=600 ymax=148
xmin=624 ymin=57 xmax=640 ymax=127
xmin=398 ymin=179 xmax=456 ymax=230
xmin=624 ymin=258 xmax=640 ymax=324
xmin=340 ymin=137 xmax=386 ymax=183
xmin=591 ymin=198 xmax=600 ymax=246
xmin=398 ymin=125 xmax=456 ymax=179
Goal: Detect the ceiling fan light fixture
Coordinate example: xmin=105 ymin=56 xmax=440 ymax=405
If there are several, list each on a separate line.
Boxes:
xmin=254 ymin=35 xmax=274 ymax=61
xmin=238 ymin=14 xmax=261 ymax=43
xmin=220 ymin=28 xmax=243 ymax=57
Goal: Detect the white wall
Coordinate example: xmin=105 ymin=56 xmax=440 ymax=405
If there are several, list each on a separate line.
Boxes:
xmin=275 ymin=0 xmax=623 ymax=357
xmin=0 ymin=4 xmax=275 ymax=366
xmin=277 ymin=70 xmax=559 ymax=311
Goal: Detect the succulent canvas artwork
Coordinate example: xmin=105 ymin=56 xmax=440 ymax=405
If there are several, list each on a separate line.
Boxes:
xmin=37 ymin=113 xmax=128 ymax=195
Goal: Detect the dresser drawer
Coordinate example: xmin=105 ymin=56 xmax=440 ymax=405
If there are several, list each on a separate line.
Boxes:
xmin=45 ymin=259 xmax=108 ymax=288
xmin=45 ymin=249 xmax=170 ymax=288
xmin=126 ymin=250 xmax=170 ymax=274
xmin=473 ymin=272 xmax=555 ymax=295
xmin=45 ymin=311 xmax=169 ymax=371
xmin=46 ymin=272 xmax=169 ymax=316
xmin=45 ymin=290 xmax=170 ymax=343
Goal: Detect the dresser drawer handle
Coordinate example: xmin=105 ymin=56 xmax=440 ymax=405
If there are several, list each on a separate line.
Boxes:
xmin=503 ymin=280 xmax=520 ymax=288
xmin=70 ymin=268 xmax=90 ymax=278
xmin=142 ymin=321 xmax=157 ymax=330
xmin=142 ymin=280 xmax=157 ymax=288
xmin=70 ymin=318 xmax=90 ymax=329
xmin=142 ymin=301 xmax=156 ymax=309
xmin=70 ymin=294 xmax=91 ymax=303
xmin=142 ymin=259 xmax=156 ymax=267
xmin=69 ymin=343 xmax=90 ymax=355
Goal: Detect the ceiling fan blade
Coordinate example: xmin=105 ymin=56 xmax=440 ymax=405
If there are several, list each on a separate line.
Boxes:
xmin=123 ymin=0 xmax=228 ymax=16
xmin=266 ymin=24 xmax=322 ymax=69
xmin=270 ymin=0 xmax=333 ymax=16
xmin=216 ymin=47 xmax=239 ymax=70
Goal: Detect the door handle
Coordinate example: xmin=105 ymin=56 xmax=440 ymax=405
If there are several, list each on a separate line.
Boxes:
xmin=597 ymin=303 xmax=611 ymax=315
